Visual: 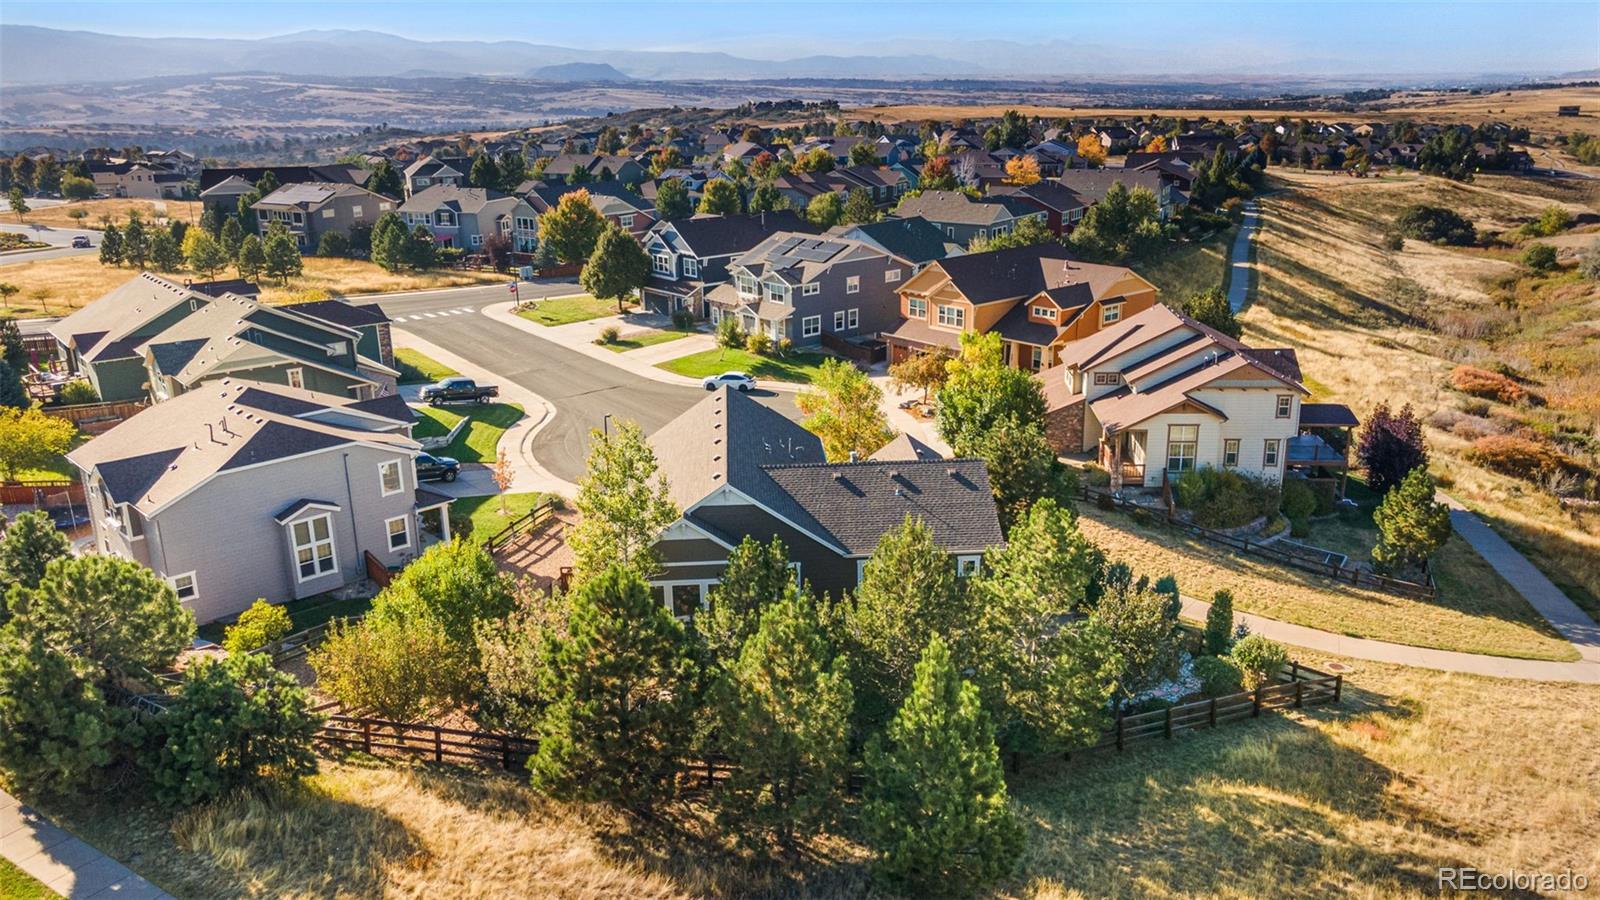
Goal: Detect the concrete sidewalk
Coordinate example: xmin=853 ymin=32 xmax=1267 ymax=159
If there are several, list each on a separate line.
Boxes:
xmin=393 ymin=328 xmax=578 ymax=498
xmin=1225 ymin=202 xmax=1260 ymax=313
xmin=1 ymin=789 xmax=171 ymax=899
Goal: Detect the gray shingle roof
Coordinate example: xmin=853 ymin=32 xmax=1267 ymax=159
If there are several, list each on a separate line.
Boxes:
xmin=891 ymin=190 xmax=1034 ymax=226
xmin=830 ymin=216 xmax=954 ymax=265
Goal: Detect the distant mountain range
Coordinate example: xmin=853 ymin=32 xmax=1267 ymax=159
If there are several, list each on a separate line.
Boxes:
xmin=0 ymin=26 xmax=996 ymax=85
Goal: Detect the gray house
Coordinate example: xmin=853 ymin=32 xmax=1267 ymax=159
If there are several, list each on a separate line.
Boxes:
xmin=251 ymin=182 xmax=397 ymax=252
xmin=402 ymin=156 xmax=466 ymax=199
xmin=705 ymin=232 xmax=908 ymax=347
xmin=68 ymin=379 xmax=450 ymax=624
xmin=647 ymin=388 xmax=1003 ymax=612
xmin=639 ymin=210 xmax=817 ymax=317
xmin=399 ymin=185 xmax=538 ymax=252
xmin=890 ymin=190 xmax=1047 ymax=247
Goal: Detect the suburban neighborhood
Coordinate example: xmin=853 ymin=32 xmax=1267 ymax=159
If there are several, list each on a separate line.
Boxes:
xmin=0 ymin=4 xmax=1597 ymax=898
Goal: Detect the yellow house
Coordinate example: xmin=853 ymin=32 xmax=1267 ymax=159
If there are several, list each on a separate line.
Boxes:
xmin=883 ymin=243 xmax=1158 ymax=371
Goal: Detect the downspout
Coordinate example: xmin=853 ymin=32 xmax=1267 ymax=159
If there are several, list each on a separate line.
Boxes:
xmin=341 ymin=452 xmax=363 ymax=581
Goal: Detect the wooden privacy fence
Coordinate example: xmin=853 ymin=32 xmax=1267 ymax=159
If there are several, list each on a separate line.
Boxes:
xmin=1081 ymin=483 xmax=1436 ymax=600
xmin=43 ymin=399 xmax=147 ymax=434
xmin=1093 ymin=662 xmax=1342 ymax=754
xmin=483 ymin=499 xmax=556 ymax=557
xmin=363 ymin=549 xmax=393 ymax=588
xmin=0 ymin=480 xmax=85 ymax=507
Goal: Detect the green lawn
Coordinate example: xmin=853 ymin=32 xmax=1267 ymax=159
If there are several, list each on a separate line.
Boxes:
xmin=12 ymin=430 xmax=85 ymax=483
xmin=450 ymin=492 xmax=559 ymax=542
xmin=394 ymin=348 xmax=459 ymax=384
xmin=656 ymin=347 xmax=834 ymax=384
xmin=516 ymin=294 xmax=622 ymax=326
xmin=0 ymin=858 xmax=53 ymax=900
xmin=413 ymin=403 xmax=524 ymax=462
xmin=197 ymin=591 xmax=373 ymax=643
xmin=600 ymin=328 xmax=694 ymax=353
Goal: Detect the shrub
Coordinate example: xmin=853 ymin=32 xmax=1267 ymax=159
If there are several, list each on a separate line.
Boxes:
xmin=141 ymin=652 xmax=320 ymax=808
xmin=1451 ymin=364 xmax=1531 ymax=406
xmin=1203 ymin=589 xmax=1235 ymax=656
xmin=1174 ymin=466 xmax=1280 ymax=528
xmin=1228 ymin=635 xmax=1288 ymax=690
xmin=1096 ymin=491 xmax=1116 ymax=511
xmin=57 ymin=380 xmax=98 ymax=405
xmin=316 ymin=231 xmax=350 ymax=258
xmin=1381 ymin=230 xmax=1405 ymax=251
xmin=744 ymin=331 xmax=772 ymax=355
xmin=776 ymin=337 xmax=794 ymax=357
xmin=670 ymin=308 xmax=696 ymax=330
xmin=1308 ymin=479 xmax=1338 ymax=515
xmin=221 ymin=599 xmax=293 ymax=654
xmin=1521 ymin=242 xmax=1558 ymax=273
xmin=597 ymin=324 xmax=620 ymax=345
xmin=715 ymin=314 xmax=744 ymax=349
xmin=310 ymin=615 xmax=459 ymax=721
xmin=1193 ymin=655 xmax=1244 ymax=697
xmin=1281 ymin=478 xmax=1316 ymax=535
xmin=1465 ymin=434 xmax=1574 ymax=482
xmin=1527 ymin=205 xmax=1572 ymax=237
xmin=1579 ymin=244 xmax=1600 ymax=280
xmin=1394 ymin=204 xmax=1474 ymax=246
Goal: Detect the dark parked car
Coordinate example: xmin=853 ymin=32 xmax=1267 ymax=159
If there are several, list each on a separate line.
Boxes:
xmin=419 ymin=377 xmax=499 ymax=405
xmin=415 ymin=453 xmax=460 ymax=483
xmin=71 ymin=235 xmax=92 ymax=248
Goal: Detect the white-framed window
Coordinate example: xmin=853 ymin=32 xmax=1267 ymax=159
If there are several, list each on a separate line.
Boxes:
xmin=436 ymin=211 xmax=455 ymax=226
xmin=619 ymin=214 xmax=635 ymax=228
xmin=1276 ymin=395 xmax=1293 ymax=418
xmin=846 ymin=275 xmax=860 ymax=294
xmin=937 ymin=304 xmax=965 ymax=327
xmin=683 ymin=258 xmax=699 ymax=277
xmin=956 ymin=555 xmax=982 ymax=577
xmin=976 ymin=228 xmax=988 ymax=240
xmin=653 ymin=254 xmax=673 ymax=275
xmin=788 ymin=561 xmax=803 ymax=585
xmin=801 ymin=315 xmax=821 ymax=338
xmin=834 ymin=310 xmax=846 ymax=330
xmin=803 ymin=282 xmax=820 ymax=296
xmin=847 ymin=308 xmax=859 ymax=329
xmin=1166 ymin=424 xmax=1199 ymax=473
xmin=378 ymin=459 xmax=404 ymax=496
xmin=1029 ymin=346 xmax=1043 ymax=370
xmin=379 ymin=201 xmax=392 ymax=211
xmin=1264 ymin=439 xmax=1281 ymax=468
xmin=908 ymin=297 xmax=927 ymax=319
xmin=736 ymin=273 xmax=757 ymax=295
xmin=765 ymin=283 xmax=790 ymax=304
xmin=292 ymin=212 xmax=304 ymax=225
xmin=1093 ymin=372 xmax=1121 ymax=386
xmin=385 ymin=515 xmax=411 ymax=551
xmin=515 ymin=215 xmax=535 ymax=231
xmin=290 ymin=515 xmax=337 ymax=582
xmin=286 ymin=367 xmax=304 ymax=389
xmin=1102 ymin=304 xmax=1123 ymax=325
xmin=352 ymin=204 xmax=364 ymax=219
xmin=321 ymin=208 xmax=335 ymax=219
xmin=470 ymin=233 xmax=483 ymax=247
xmin=1223 ymin=438 xmax=1241 ymax=467
xmin=885 ymin=268 xmax=901 ymax=283
xmin=168 ymin=572 xmax=197 ymax=604
xmin=1032 ymin=305 xmax=1055 ymax=321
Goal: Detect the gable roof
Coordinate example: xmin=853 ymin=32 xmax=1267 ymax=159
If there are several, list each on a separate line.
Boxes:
xmin=829 ymin=216 xmax=956 ymax=265
xmin=399 ymin=184 xmax=526 ymax=217
xmin=891 ymin=190 xmax=1036 ymax=226
xmin=198 ymin=165 xmax=364 ymax=193
xmin=868 ymin=432 xmax=942 ymax=462
xmin=922 ymin=243 xmax=1145 ymax=306
xmin=649 ymin=210 xmax=816 ymax=258
xmin=289 ymin=300 xmax=390 ymax=329
xmin=253 ymin=182 xmax=382 ymax=211
xmin=48 ymin=273 xmax=209 ymax=362
xmin=732 ymin=232 xmax=886 ymax=283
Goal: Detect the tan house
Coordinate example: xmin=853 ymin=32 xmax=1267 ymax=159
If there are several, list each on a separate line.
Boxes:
xmin=884 ymin=243 xmax=1158 ymax=371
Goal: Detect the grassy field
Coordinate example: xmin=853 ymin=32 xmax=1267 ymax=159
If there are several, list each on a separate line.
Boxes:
xmin=516 ymin=293 xmax=619 ymax=326
xmin=23 ymin=654 xmax=1600 ymax=897
xmin=1138 ymin=225 xmax=1237 ymax=301
xmin=657 ymin=347 xmax=833 ymax=383
xmin=601 ymin=328 xmax=694 ymax=353
xmin=393 ymin=347 xmax=459 ymax=385
xmin=450 ymin=491 xmax=559 ymax=541
xmin=0 ymin=256 xmax=506 ymax=318
xmin=1244 ymin=172 xmax=1600 ymax=621
xmin=21 ymin=198 xmax=203 ymax=231
xmin=1075 ymin=504 xmax=1576 ymax=662
xmin=412 ymin=402 xmax=524 ymax=463
xmin=0 ymin=857 xmax=53 ymax=900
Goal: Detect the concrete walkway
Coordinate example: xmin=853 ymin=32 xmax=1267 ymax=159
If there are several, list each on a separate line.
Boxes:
xmin=1 ymin=789 xmax=172 ymax=899
xmin=1225 ymin=201 xmax=1261 ymax=313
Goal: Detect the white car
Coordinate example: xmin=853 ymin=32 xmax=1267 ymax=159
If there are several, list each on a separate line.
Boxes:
xmin=702 ymin=371 xmax=756 ymax=392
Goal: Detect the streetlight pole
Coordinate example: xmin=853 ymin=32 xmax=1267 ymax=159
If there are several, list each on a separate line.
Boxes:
xmin=602 ymin=413 xmax=612 ymax=437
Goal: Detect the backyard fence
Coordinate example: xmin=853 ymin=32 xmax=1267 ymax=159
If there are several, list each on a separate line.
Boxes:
xmin=1081 ymin=483 xmax=1436 ymax=600
xmin=0 ymin=479 xmax=85 ymax=507
xmin=314 ymin=712 xmax=541 ymax=771
xmin=363 ymin=549 xmax=393 ymax=588
xmin=483 ymin=499 xmax=557 ymax=557
xmin=1090 ymin=662 xmax=1342 ymax=755
xmin=43 ymin=399 xmax=147 ymax=434
xmin=257 ymin=616 xmax=365 ymax=664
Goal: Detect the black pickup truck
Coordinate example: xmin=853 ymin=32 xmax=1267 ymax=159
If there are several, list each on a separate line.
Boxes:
xmin=419 ymin=377 xmax=499 ymax=405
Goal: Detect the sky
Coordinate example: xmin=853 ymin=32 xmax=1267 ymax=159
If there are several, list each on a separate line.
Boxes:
xmin=4 ymin=0 xmax=1599 ymax=75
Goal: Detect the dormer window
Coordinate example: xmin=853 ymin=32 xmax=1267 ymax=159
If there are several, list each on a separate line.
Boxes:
xmin=1032 ymin=305 xmax=1055 ymax=321
xmin=1101 ymin=303 xmax=1123 ymax=325
xmin=683 ymin=258 xmax=699 ymax=277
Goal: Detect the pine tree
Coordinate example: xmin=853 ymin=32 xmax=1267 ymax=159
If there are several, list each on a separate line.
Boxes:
xmin=235 ymin=234 xmax=266 ymax=280
xmin=698 ymin=536 xmax=795 ymax=667
xmin=369 ymin=212 xmax=409 ymax=272
xmin=841 ymin=187 xmax=879 ymax=225
xmin=219 ymin=216 xmax=244 ymax=258
xmin=122 ymin=214 xmax=149 ymax=269
xmin=528 ymin=565 xmax=697 ymax=811
xmin=406 ymin=224 xmax=436 ymax=270
xmin=862 ymin=636 xmax=1023 ymax=895
xmin=1372 ymin=468 xmax=1452 ymax=573
xmin=714 ymin=592 xmax=852 ymax=850
xmin=0 ymin=510 xmax=71 ymax=594
xmin=364 ymin=160 xmax=403 ymax=199
xmin=469 ymin=152 xmax=501 ymax=189
xmin=148 ymin=231 xmax=183 ymax=272
xmin=1204 ymin=589 xmax=1235 ymax=655
xmin=262 ymin=227 xmax=303 ymax=285
xmin=0 ymin=632 xmax=117 ymax=795
xmin=97 ymin=224 xmax=123 ymax=266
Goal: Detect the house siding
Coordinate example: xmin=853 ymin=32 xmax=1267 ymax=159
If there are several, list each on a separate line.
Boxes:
xmin=682 ymin=504 xmax=859 ymax=598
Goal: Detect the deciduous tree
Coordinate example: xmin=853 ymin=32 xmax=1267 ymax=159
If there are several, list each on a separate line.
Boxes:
xmin=1357 ymin=401 xmax=1427 ymax=494
xmin=569 ymin=419 xmax=677 ymax=581
xmin=0 ymin=406 xmax=75 ymax=481
xmin=806 ymin=191 xmax=843 ymax=228
xmin=1003 ymin=155 xmax=1042 ymax=185
xmin=1076 ymin=134 xmax=1107 ymax=167
xmin=698 ymin=178 xmax=743 ymax=216
xmin=654 ymin=177 xmax=691 ymax=221
xmin=539 ymin=189 xmax=607 ymax=264
xmin=796 ymin=358 xmax=895 ymax=462
xmin=581 ymin=222 xmax=651 ymax=313
xmin=936 ymin=331 xmax=1047 ymax=456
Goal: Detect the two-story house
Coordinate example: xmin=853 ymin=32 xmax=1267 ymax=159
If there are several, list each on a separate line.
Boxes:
xmin=647 ymin=388 xmax=1003 ymax=611
xmin=402 ymin=156 xmax=466 ymax=199
xmin=884 ymin=243 xmax=1159 ymax=372
xmin=68 ymin=379 xmax=450 ymax=624
xmin=1056 ymin=169 xmax=1186 ymax=221
xmin=828 ymin=215 xmax=963 ymax=273
xmin=251 ymin=182 xmax=396 ymax=251
xmin=538 ymin=154 xmax=646 ymax=186
xmin=1040 ymin=303 xmax=1356 ymax=492
xmin=988 ymin=180 xmax=1090 ymax=235
xmin=525 ymin=182 xmax=656 ymax=242
xmin=198 ymin=164 xmax=366 ymax=219
xmin=706 ymin=233 xmax=908 ymax=347
xmin=639 ymin=210 xmax=817 ymax=317
xmin=398 ymin=185 xmax=539 ymax=252
xmin=889 ymin=190 xmax=1047 ymax=247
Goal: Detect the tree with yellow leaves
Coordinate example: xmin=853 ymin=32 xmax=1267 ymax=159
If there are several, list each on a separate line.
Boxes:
xmin=1076 ymin=135 xmax=1107 ymax=168
xmin=1143 ymin=135 xmax=1168 ymax=153
xmin=1002 ymin=156 xmax=1041 ymax=185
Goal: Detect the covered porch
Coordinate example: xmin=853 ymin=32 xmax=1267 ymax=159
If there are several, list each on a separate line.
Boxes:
xmin=1289 ymin=402 xmax=1360 ymax=498
xmin=1099 ymin=427 xmax=1149 ymax=491
xmin=415 ymin=487 xmax=453 ymax=549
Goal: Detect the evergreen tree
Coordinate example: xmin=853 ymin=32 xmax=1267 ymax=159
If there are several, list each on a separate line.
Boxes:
xmin=529 ymin=565 xmax=697 ymax=812
xmin=698 ymin=178 xmax=743 ymax=215
xmin=0 ymin=361 xmax=27 ymax=410
xmin=862 ymin=636 xmax=1023 ymax=895
xmin=122 ymin=214 xmax=149 ymax=269
xmin=219 ymin=215 xmax=244 ymax=258
xmin=654 ymin=177 xmax=691 ymax=221
xmin=748 ymin=183 xmax=786 ymax=213
xmin=580 ymin=222 xmax=651 ymax=313
xmin=1204 ymin=589 xmax=1235 ymax=655
xmin=842 ymin=516 xmax=964 ymax=727
xmin=714 ymin=592 xmax=852 ymax=850
xmin=148 ymin=230 xmax=183 ymax=272
xmin=498 ymin=154 xmax=527 ymax=193
xmin=0 ymin=510 xmax=71 ymax=594
xmin=198 ymin=206 xmax=220 ymax=237
xmin=0 ymin=631 xmax=117 ymax=795
xmin=1179 ymin=288 xmax=1242 ymax=338
xmin=568 ymin=419 xmax=677 ymax=581
xmin=406 ymin=224 xmax=437 ymax=270
xmin=840 ymin=187 xmax=879 ymax=225
xmin=469 ymin=152 xmax=501 ymax=189
xmin=262 ymin=227 xmax=303 ymax=284
xmin=975 ymin=416 xmax=1070 ymax=531
xmin=1372 ymin=468 xmax=1452 ymax=573
xmin=698 ymin=536 xmax=796 ymax=667
xmin=369 ymin=212 xmax=409 ymax=272
xmin=97 ymin=224 xmax=123 ymax=266
xmin=235 ymin=234 xmax=266 ymax=280
xmin=364 ymin=160 xmax=403 ymax=198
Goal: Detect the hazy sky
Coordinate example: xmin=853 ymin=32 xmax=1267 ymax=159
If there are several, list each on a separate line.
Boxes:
xmin=6 ymin=0 xmax=1598 ymax=74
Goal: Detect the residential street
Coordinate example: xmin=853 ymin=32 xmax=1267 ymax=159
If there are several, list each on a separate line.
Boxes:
xmin=375 ymin=282 xmax=802 ymax=482
xmin=0 ymin=221 xmax=98 ymax=266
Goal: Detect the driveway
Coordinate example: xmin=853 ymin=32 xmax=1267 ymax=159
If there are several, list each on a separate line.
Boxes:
xmin=375 ymin=286 xmax=801 ymax=483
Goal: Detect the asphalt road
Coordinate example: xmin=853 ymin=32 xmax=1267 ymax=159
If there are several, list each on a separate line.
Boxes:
xmin=374 ymin=281 xmax=802 ymax=482
xmin=0 ymin=222 xmax=98 ymax=266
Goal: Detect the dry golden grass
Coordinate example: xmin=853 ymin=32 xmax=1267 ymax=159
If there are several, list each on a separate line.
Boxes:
xmin=1243 ymin=174 xmax=1600 ymax=620
xmin=1075 ymin=505 xmax=1576 ymax=661
xmin=28 ymin=656 xmax=1600 ymax=898
xmin=22 ymin=198 xmax=203 ymax=231
xmin=0 ymin=256 xmax=507 ymax=317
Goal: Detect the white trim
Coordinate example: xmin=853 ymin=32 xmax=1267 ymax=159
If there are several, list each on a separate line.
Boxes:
xmin=378 ymin=459 xmax=405 ymax=496
xmin=140 ymin=441 xmax=420 ymax=519
xmin=658 ymin=516 xmax=736 ymax=549
xmin=801 ymin=315 xmax=821 ymax=338
xmin=956 ymin=554 xmax=982 ymax=577
xmin=385 ymin=514 xmax=411 ymax=551
xmin=167 ymin=571 xmax=198 ymax=605
xmin=288 ymin=513 xmax=338 ymax=584
xmin=286 ymin=367 xmax=305 ymax=389
xmin=683 ymin=486 xmax=849 ymax=556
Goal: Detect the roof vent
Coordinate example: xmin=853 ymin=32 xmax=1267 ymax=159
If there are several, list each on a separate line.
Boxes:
xmin=946 ymin=467 xmax=958 ymax=476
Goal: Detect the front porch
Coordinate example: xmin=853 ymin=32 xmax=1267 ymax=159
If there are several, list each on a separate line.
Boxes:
xmin=1099 ymin=428 xmax=1150 ymax=491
